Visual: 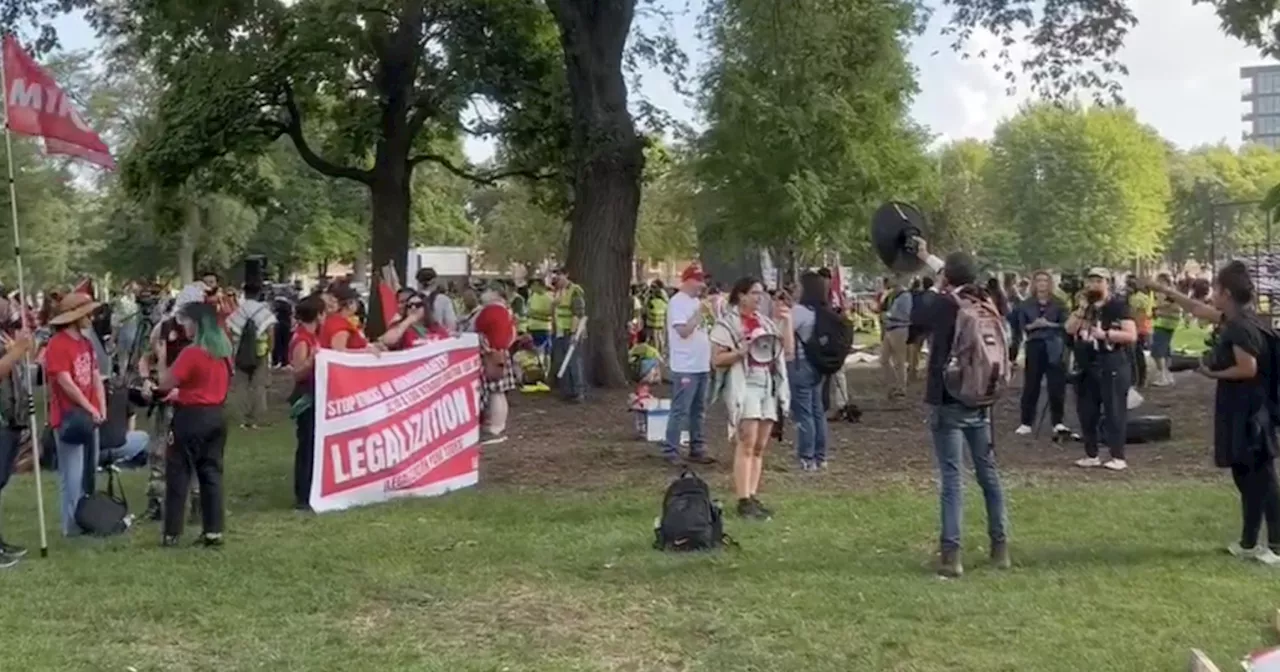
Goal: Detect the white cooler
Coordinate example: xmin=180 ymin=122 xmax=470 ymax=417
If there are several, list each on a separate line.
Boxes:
xmin=632 ymin=397 xmax=689 ymax=445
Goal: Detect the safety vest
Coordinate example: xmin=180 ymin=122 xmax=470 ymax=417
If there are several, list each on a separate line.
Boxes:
xmin=527 ymin=292 xmax=552 ymax=332
xmin=510 ymin=294 xmax=528 ymax=333
xmin=554 ymin=283 xmax=584 ymax=335
xmin=645 ymin=293 xmax=667 ymax=328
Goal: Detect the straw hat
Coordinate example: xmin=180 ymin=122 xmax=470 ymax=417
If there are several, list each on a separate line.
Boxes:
xmin=47 ymin=292 xmax=99 ymax=326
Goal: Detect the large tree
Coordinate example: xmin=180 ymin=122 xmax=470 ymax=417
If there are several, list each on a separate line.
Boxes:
xmin=105 ymin=0 xmax=564 ymax=327
xmin=695 ymin=0 xmax=933 ymax=271
xmin=985 ymin=103 xmax=1170 ymax=269
xmin=925 ymin=140 xmax=1020 ymax=269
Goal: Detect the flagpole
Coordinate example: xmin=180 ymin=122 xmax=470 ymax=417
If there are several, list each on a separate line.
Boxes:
xmin=0 ymin=35 xmax=50 ymax=558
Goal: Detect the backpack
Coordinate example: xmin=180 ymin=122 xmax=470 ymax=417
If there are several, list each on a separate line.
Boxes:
xmin=98 ymin=384 xmax=131 ymax=450
xmin=235 ymin=315 xmax=261 ymax=374
xmin=943 ymin=292 xmax=1010 ymax=408
xmin=653 ymin=469 xmax=725 ymax=552
xmin=74 ymin=465 xmax=132 ymax=537
xmin=802 ymin=306 xmax=854 ymax=375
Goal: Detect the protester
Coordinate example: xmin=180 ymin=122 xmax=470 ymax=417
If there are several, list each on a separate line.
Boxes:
xmin=1066 ymin=269 xmax=1137 ymax=471
xmin=709 ymin=277 xmax=793 ymax=520
xmin=111 ymin=281 xmax=140 ymax=374
xmin=44 ymin=292 xmax=107 ymax=538
xmin=549 ymin=267 xmax=587 ymax=403
xmin=415 ymin=267 xmax=458 ymax=334
xmin=879 ymin=275 xmax=911 ymax=399
xmin=378 ymin=292 xmax=444 ymax=350
xmin=1150 ymin=273 xmax=1182 ymax=387
xmin=289 ymin=295 xmax=324 ymax=511
xmin=790 ymin=271 xmax=831 ymax=471
xmin=911 ymin=237 xmax=1010 ymax=578
xmin=156 ymin=301 xmax=231 ymax=547
xmin=468 ymin=288 xmax=519 ymax=444
xmin=906 ymin=276 xmax=935 ymax=382
xmin=1148 ymin=265 xmax=1280 ymax=565
xmin=271 ymin=290 xmax=294 ymax=370
xmin=226 ymin=283 xmax=277 ymax=429
xmin=1014 ymin=271 xmax=1070 ymax=436
xmin=320 ymin=284 xmax=378 ymax=352
xmin=645 ymin=280 xmax=669 ymax=356
xmin=1127 ymin=276 xmax=1154 ymax=388
xmin=138 ymin=283 xmax=205 ymax=521
xmin=526 ymin=279 xmax=553 ymax=360
xmin=0 ymin=331 xmax=34 ymax=566
xmin=662 ymin=264 xmax=713 ymax=465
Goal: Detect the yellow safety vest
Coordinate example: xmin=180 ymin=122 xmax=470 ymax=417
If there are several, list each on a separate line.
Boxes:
xmin=646 ymin=294 xmax=667 ymax=328
xmin=555 ymin=283 xmax=584 ymax=335
xmin=527 ymin=292 xmax=552 ymax=332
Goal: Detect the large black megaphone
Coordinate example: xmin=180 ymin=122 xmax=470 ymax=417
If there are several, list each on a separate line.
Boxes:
xmin=871 ymin=201 xmax=927 ymax=274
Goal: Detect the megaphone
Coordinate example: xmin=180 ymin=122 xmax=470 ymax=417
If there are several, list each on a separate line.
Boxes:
xmin=871 ymin=201 xmax=928 ymax=273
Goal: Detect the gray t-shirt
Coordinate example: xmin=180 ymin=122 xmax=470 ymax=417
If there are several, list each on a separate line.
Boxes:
xmin=431 ymin=291 xmax=457 ymax=333
xmin=792 ymin=305 xmax=816 ymax=343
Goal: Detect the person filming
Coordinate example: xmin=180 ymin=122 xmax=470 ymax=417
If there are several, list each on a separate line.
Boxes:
xmin=155 ymin=301 xmax=232 ymax=548
xmin=1065 ymin=268 xmax=1137 ymax=472
xmin=1145 ymin=264 xmax=1280 ymax=565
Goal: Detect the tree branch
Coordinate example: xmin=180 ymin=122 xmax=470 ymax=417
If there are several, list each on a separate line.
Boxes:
xmin=409 ymin=152 xmax=556 ymax=185
xmin=277 ymin=82 xmax=374 ymax=185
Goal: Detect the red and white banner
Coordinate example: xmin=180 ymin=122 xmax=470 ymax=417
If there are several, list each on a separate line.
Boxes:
xmin=310 ymin=334 xmax=484 ymax=513
xmin=3 ymin=35 xmax=115 ymax=170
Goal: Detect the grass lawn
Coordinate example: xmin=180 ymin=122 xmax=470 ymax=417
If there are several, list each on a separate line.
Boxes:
xmin=1 ymin=421 xmax=1277 ymax=671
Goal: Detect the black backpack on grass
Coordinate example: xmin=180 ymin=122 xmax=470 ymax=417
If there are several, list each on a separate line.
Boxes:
xmin=654 ymin=469 xmax=726 ymax=552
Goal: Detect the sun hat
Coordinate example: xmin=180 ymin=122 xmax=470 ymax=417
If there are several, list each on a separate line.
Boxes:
xmin=47 ymin=292 xmax=100 ymax=327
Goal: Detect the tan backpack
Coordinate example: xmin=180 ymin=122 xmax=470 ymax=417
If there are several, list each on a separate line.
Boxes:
xmin=943 ymin=293 xmax=1010 ymax=408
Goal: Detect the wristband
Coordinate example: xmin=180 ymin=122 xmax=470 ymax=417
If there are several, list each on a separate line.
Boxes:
xmin=924 ymin=255 xmax=944 ymax=273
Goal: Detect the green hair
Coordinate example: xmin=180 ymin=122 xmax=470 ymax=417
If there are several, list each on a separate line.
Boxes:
xmin=178 ymin=302 xmax=233 ymax=359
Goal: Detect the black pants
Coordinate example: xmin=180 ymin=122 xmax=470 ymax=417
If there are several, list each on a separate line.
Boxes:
xmin=1130 ymin=334 xmax=1148 ymax=388
xmin=293 ymin=406 xmax=315 ymax=507
xmin=273 ymin=322 xmax=291 ymax=368
xmin=1231 ymin=458 xmax=1280 ymax=549
xmin=164 ymin=406 xmax=227 ymax=537
xmin=1020 ymin=339 xmax=1065 ymax=427
xmin=1075 ymin=356 xmax=1130 ymax=460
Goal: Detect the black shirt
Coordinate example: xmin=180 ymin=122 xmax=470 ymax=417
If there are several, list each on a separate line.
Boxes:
xmin=921 ymin=286 xmax=990 ymax=406
xmin=1072 ymin=296 xmax=1131 ymax=368
xmin=1013 ymin=296 xmax=1068 ymax=343
xmin=1209 ymin=313 xmax=1275 ymax=467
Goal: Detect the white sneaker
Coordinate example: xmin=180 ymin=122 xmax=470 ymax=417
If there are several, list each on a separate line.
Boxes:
xmin=1075 ymin=457 xmax=1102 ymax=468
xmin=1103 ymin=459 xmax=1128 ymax=471
xmin=1053 ymin=424 xmax=1070 ymax=434
xmin=1014 ymin=424 xmax=1032 ymax=435
xmin=1227 ymin=542 xmax=1280 ymax=566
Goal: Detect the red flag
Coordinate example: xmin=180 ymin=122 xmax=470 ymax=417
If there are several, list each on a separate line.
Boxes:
xmin=2 ymin=35 xmax=114 ymax=170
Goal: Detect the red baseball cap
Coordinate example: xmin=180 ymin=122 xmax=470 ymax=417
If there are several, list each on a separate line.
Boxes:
xmin=681 ymin=264 xmax=704 ymax=283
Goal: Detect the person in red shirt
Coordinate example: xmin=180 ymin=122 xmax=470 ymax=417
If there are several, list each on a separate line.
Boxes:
xmin=288 ymin=295 xmax=325 ymax=511
xmin=378 ymin=292 xmax=449 ymax=351
xmin=155 ymin=301 xmax=232 ymax=547
xmin=44 ymin=292 xmax=107 ymax=537
xmin=319 ymin=283 xmax=376 ymax=352
xmin=468 ymin=289 xmax=519 ymax=443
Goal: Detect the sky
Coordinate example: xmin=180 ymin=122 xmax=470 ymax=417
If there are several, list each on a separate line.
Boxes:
xmin=36 ymin=0 xmax=1273 ymax=163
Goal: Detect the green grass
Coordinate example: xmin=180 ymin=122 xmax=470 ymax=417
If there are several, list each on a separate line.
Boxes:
xmin=0 ymin=423 xmax=1275 ymax=671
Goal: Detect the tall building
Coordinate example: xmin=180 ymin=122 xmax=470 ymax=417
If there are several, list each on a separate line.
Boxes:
xmin=1242 ymin=64 xmax=1280 ymax=149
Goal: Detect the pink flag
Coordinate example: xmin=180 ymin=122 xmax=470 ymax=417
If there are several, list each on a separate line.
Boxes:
xmin=3 ymin=35 xmax=114 ymax=170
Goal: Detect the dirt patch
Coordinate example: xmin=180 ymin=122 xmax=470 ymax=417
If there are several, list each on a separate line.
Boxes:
xmin=481 ymin=367 xmax=1219 ymax=492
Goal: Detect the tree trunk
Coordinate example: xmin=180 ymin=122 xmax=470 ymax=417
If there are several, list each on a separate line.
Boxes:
xmin=367 ymin=158 xmax=411 ymax=337
xmin=551 ymin=0 xmax=645 ymax=388
xmin=353 ymin=247 xmax=370 ymax=287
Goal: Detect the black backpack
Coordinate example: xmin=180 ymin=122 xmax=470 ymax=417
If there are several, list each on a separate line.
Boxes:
xmin=235 ymin=315 xmax=260 ymax=374
xmin=802 ymin=305 xmax=854 ymax=375
xmin=654 ymin=470 xmax=725 ymax=552
xmin=74 ymin=465 xmax=131 ymax=537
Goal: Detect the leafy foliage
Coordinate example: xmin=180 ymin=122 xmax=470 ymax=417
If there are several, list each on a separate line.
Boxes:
xmin=695 ymin=0 xmax=933 ymax=267
xmin=985 ymin=103 xmax=1170 ymax=269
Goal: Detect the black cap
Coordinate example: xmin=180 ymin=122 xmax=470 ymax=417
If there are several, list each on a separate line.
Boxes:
xmin=415 ymin=267 xmax=437 ymax=285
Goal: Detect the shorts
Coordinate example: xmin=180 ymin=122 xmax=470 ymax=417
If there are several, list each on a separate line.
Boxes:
xmin=739 ymin=378 xmax=779 ymax=422
xmin=1151 ymin=328 xmax=1175 ymax=359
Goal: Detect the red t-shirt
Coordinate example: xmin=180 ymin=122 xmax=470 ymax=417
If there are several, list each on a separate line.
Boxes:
xmin=473 ymin=304 xmax=516 ymax=350
xmin=319 ymin=314 xmax=369 ymax=350
xmin=45 ymin=330 xmax=99 ymax=428
xmin=399 ymin=323 xmax=449 ymax=350
xmin=169 ymin=347 xmax=231 ymax=406
xmin=290 ymin=326 xmax=319 ymax=364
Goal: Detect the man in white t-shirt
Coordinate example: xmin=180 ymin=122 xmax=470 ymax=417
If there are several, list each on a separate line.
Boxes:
xmin=663 ymin=264 xmax=713 ymax=464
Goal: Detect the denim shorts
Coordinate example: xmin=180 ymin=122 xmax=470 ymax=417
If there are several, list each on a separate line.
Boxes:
xmin=1151 ymin=328 xmax=1175 ymax=359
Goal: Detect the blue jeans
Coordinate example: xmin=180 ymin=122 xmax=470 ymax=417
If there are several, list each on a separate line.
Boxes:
xmin=664 ymin=372 xmax=708 ymax=456
xmin=551 ymin=335 xmax=585 ymax=401
xmin=55 ymin=430 xmax=99 ymax=537
xmin=789 ymin=357 xmax=829 ymax=462
xmin=101 ymin=430 xmax=149 ymax=466
xmin=929 ymin=404 xmax=1008 ymax=551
